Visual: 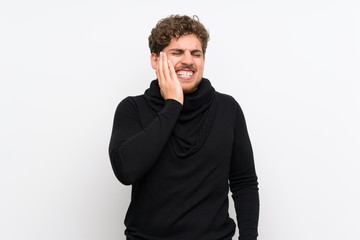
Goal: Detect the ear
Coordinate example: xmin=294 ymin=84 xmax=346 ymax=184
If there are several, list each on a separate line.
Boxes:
xmin=150 ymin=53 xmax=158 ymax=69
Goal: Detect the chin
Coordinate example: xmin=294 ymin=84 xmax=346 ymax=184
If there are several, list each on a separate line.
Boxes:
xmin=181 ymin=84 xmax=198 ymax=94
xmin=183 ymin=89 xmax=194 ymax=94
xmin=179 ymin=78 xmax=201 ymax=94
xmin=180 ymin=77 xmax=202 ymax=94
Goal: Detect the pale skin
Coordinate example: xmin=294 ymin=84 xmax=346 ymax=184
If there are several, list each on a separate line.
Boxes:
xmin=155 ymin=52 xmax=184 ymax=105
xmin=150 ymin=34 xmax=205 ymax=105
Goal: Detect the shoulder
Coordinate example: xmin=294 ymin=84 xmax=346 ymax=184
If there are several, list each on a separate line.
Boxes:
xmin=114 ymin=94 xmax=147 ymax=115
xmin=215 ymin=92 xmax=243 ymax=112
xmin=117 ymin=94 xmax=147 ymax=107
xmin=214 ymin=92 xmax=247 ymax=129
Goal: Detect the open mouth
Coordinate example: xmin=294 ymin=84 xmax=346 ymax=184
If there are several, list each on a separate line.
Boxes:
xmin=176 ymin=69 xmax=195 ymax=79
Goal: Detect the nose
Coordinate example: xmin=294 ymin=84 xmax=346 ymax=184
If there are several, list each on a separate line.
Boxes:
xmin=181 ymin=50 xmax=194 ymax=65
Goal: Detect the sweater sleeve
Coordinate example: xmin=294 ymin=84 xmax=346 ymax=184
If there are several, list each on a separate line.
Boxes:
xmin=109 ymin=97 xmax=183 ymax=185
xmin=229 ymin=103 xmax=259 ymax=240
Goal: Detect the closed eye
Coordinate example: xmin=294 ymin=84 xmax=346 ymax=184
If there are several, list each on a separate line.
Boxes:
xmin=191 ymin=50 xmax=203 ymax=57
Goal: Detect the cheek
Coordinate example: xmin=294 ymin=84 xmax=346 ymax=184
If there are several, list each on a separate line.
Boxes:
xmin=195 ymin=61 xmax=204 ymax=71
xmin=167 ymin=56 xmax=179 ymax=67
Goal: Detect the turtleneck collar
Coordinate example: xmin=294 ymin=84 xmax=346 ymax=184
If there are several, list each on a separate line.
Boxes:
xmin=144 ymin=78 xmax=215 ymax=113
xmin=144 ymin=78 xmax=218 ymax=157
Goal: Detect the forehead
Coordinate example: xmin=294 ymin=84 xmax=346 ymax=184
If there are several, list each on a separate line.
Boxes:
xmin=164 ymin=34 xmax=202 ymax=51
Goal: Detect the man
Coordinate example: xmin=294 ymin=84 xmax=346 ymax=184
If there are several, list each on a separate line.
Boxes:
xmin=109 ymin=15 xmax=259 ymax=240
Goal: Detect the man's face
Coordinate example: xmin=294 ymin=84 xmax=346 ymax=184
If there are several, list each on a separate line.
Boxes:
xmin=152 ymin=34 xmax=205 ymax=94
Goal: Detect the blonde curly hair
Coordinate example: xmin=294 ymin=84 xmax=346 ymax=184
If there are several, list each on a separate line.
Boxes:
xmin=148 ymin=15 xmax=210 ymax=56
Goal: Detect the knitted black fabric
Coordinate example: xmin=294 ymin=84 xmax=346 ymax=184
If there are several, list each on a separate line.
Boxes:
xmin=144 ymin=78 xmax=217 ymax=157
xmin=109 ymin=78 xmax=259 ymax=240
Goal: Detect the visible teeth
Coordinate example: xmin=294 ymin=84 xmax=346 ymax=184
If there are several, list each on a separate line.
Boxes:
xmin=176 ymin=70 xmax=193 ymax=76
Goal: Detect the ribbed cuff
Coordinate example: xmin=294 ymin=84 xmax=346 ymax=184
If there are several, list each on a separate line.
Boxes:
xmin=162 ymin=99 xmax=183 ymax=119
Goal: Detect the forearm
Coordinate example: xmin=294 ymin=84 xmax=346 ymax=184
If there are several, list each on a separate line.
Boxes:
xmin=230 ymin=143 xmax=259 ymax=239
xmin=229 ymin=103 xmax=259 ymax=239
xmin=232 ymin=181 xmax=259 ymax=240
xmin=109 ymin=99 xmax=182 ymax=185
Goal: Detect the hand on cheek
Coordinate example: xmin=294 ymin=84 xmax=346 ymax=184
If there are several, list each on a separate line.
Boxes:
xmin=156 ymin=52 xmax=183 ymax=105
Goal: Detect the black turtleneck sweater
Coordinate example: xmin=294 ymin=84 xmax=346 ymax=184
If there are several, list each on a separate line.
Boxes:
xmin=109 ymin=78 xmax=259 ymax=240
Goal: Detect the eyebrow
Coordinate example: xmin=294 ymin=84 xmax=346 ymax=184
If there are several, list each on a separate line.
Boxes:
xmin=168 ymin=48 xmax=203 ymax=54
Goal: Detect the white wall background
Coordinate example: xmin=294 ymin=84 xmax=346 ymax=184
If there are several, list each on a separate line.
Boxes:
xmin=1 ymin=0 xmax=359 ymax=239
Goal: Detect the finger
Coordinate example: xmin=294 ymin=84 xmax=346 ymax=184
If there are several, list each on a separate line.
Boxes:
xmin=155 ymin=54 xmax=160 ymax=81
xmin=168 ymin=60 xmax=178 ymax=81
xmin=161 ymin=52 xmax=171 ymax=81
xmin=157 ymin=53 xmax=165 ymax=87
